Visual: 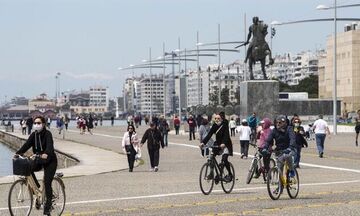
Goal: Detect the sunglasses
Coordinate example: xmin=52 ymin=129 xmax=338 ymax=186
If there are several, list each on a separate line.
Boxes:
xmin=276 ymin=121 xmax=285 ymax=124
xmin=34 ymin=122 xmax=42 ymax=125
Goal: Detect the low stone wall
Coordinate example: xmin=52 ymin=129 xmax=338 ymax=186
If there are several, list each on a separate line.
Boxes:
xmin=279 ymin=99 xmax=341 ymax=116
xmin=0 ymin=131 xmax=78 ymax=169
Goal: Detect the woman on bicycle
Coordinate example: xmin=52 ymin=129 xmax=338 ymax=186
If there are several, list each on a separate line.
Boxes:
xmin=257 ymin=118 xmax=272 ymax=175
xmin=262 ymin=115 xmax=297 ymax=177
xmin=15 ymin=116 xmax=57 ymax=216
xmin=200 ymin=114 xmax=233 ymax=181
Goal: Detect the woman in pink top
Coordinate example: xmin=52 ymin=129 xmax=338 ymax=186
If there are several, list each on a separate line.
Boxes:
xmin=257 ymin=118 xmax=272 ymax=173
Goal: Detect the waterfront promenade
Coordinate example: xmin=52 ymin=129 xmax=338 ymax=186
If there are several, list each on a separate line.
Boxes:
xmin=0 ymin=124 xmax=360 ymax=216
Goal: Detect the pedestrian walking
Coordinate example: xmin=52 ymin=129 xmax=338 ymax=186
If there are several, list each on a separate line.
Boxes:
xmin=312 ymin=115 xmax=330 ymax=158
xmin=247 ymin=112 xmax=259 ymax=138
xmin=355 ymin=109 xmax=360 ymax=147
xmin=21 ymin=119 xmax=27 ymax=135
xmin=64 ymin=116 xmax=69 ymax=131
xmin=56 ymin=116 xmax=64 ymax=135
xmin=187 ymin=115 xmax=196 ymax=141
xmin=122 ymin=125 xmax=139 ymax=172
xmin=87 ymin=114 xmax=94 ymax=135
xmin=229 ymin=118 xmax=237 ymax=137
xmin=173 ymin=115 xmax=181 ymax=135
xmin=198 ymin=118 xmax=214 ymax=156
xmin=238 ymin=119 xmax=252 ymax=159
xmin=140 ymin=122 xmax=164 ymax=172
xmin=293 ymin=117 xmax=308 ymax=168
xmin=110 ymin=116 xmax=115 ymax=126
xmin=159 ymin=116 xmax=170 ymax=147
xmin=26 ymin=117 xmax=33 ymax=135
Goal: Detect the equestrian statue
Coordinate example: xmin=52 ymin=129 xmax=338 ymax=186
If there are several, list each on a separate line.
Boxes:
xmin=237 ymin=16 xmax=274 ymax=80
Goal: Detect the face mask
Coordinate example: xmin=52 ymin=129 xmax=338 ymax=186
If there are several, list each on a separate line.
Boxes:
xmin=215 ymin=120 xmax=222 ymax=126
xmin=33 ymin=124 xmax=43 ymax=132
xmin=294 ymin=123 xmax=300 ymax=127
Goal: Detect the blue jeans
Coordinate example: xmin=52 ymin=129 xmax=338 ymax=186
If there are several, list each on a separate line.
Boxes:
xmin=294 ymin=146 xmax=302 ymax=166
xmin=315 ymin=133 xmax=326 ymax=154
xmin=163 ymin=133 xmax=168 ymax=147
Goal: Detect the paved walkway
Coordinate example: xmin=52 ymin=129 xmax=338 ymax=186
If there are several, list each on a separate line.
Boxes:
xmin=0 ymin=130 xmax=129 ymax=184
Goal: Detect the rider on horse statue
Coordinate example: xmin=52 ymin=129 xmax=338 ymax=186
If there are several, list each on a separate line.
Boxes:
xmin=244 ymin=16 xmax=274 ymax=80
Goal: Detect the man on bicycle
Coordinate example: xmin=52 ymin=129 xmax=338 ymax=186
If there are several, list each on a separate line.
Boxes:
xmin=199 ymin=114 xmax=233 ymax=181
xmin=262 ymin=115 xmax=297 ymax=177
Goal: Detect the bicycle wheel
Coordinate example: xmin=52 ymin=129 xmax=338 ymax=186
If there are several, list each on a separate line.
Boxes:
xmin=199 ymin=163 xmax=214 ymax=195
xmin=286 ymin=169 xmax=299 ymax=199
xmin=8 ymin=179 xmax=33 ymax=216
xmin=51 ymin=177 xmax=66 ymax=216
xmin=221 ymin=162 xmax=235 ymax=193
xmin=266 ymin=167 xmax=282 ymax=200
xmin=246 ymin=158 xmax=258 ymax=184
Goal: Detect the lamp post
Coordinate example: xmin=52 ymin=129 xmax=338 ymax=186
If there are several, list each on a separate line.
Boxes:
xmin=318 ymin=0 xmax=338 ymax=135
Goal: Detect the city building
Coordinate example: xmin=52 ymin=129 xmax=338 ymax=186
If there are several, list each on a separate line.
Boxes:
xmin=318 ymin=23 xmax=360 ymax=113
xmin=138 ymin=75 xmax=164 ymax=116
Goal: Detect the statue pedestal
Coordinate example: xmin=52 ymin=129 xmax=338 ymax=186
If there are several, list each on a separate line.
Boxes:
xmin=240 ymin=80 xmax=279 ymax=120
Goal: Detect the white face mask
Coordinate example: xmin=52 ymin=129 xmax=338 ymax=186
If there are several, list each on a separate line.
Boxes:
xmin=216 ymin=120 xmax=222 ymax=126
xmin=294 ymin=123 xmax=300 ymax=127
xmin=33 ymin=124 xmax=43 ymax=132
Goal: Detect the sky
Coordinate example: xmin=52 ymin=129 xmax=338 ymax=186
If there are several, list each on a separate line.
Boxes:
xmin=0 ymin=0 xmax=359 ymax=103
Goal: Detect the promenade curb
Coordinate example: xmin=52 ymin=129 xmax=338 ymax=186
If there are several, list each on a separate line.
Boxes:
xmin=0 ymin=131 xmax=130 ymax=185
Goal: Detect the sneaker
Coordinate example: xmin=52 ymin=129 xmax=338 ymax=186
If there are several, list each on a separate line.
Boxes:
xmin=319 ymin=152 xmax=324 ymax=158
xmin=154 ymin=166 xmax=159 ymax=172
xmin=356 ymin=141 xmax=358 ymax=147
xmin=240 ymin=154 xmax=244 ymax=159
xmin=149 ymin=168 xmax=154 ymax=172
xmin=288 ymin=170 xmax=295 ymax=178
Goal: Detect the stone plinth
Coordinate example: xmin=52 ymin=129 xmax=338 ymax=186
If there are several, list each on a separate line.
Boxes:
xmin=240 ymin=80 xmax=279 ymax=120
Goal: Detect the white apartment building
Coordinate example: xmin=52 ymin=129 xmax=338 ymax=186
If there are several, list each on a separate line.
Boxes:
xmin=89 ymin=86 xmax=109 ymax=108
xmin=139 ymin=75 xmax=164 ymax=115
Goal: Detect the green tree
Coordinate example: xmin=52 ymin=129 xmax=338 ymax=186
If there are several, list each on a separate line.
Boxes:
xmin=273 ymin=75 xmax=319 ymax=98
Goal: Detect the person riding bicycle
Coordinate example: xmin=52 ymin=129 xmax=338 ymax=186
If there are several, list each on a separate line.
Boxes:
xmin=199 ymin=114 xmax=233 ymax=181
xmin=262 ymin=115 xmax=297 ymax=178
xmin=255 ymin=117 xmax=272 ymax=178
xmin=14 ymin=116 xmax=57 ymax=216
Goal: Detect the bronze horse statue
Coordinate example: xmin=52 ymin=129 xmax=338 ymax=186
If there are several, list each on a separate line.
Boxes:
xmin=247 ymin=43 xmax=274 ymax=80
xmin=238 ymin=17 xmax=274 ymax=80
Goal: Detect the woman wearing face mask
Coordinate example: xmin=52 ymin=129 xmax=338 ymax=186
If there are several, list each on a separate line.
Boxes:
xmin=200 ymin=114 xmax=233 ymax=181
xmin=14 ymin=116 xmax=57 ymax=216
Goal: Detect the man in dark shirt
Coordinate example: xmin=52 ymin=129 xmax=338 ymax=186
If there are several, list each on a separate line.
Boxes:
xmin=187 ymin=115 xmax=197 ymax=141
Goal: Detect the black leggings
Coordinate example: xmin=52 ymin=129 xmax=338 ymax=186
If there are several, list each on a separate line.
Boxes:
xmin=32 ymin=157 xmax=58 ymax=211
xmin=126 ymin=145 xmax=137 ymax=170
xmin=221 ymin=154 xmax=232 ymax=176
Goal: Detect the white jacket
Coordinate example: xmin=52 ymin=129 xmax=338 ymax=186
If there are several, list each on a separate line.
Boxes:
xmin=122 ymin=132 xmax=139 ymax=151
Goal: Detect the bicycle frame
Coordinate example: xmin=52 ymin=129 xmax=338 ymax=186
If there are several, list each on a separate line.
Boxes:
xmin=207 ymin=152 xmax=222 ymax=177
xmin=25 ymin=174 xmax=45 ymax=204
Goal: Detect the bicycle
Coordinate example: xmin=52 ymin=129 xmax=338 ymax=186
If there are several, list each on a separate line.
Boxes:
xmin=246 ymin=144 xmax=276 ymax=184
xmin=266 ymin=151 xmax=299 ymax=200
xmin=199 ymin=146 xmax=235 ymax=195
xmin=8 ymin=155 xmax=66 ymax=216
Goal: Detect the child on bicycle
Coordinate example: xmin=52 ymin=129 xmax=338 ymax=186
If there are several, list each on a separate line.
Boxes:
xmin=262 ymin=115 xmax=297 ymax=177
xmin=14 ymin=116 xmax=57 ymax=216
